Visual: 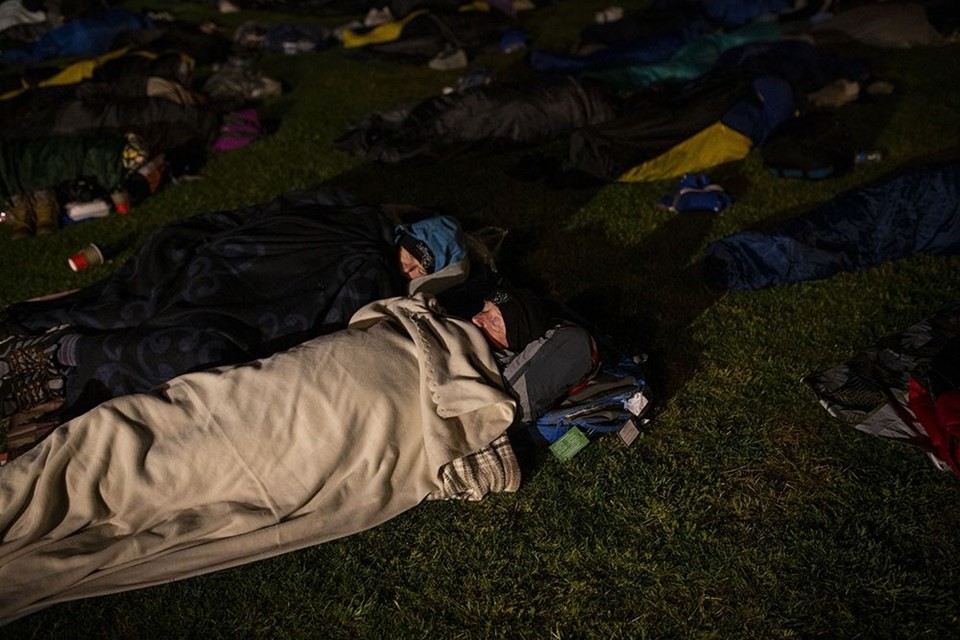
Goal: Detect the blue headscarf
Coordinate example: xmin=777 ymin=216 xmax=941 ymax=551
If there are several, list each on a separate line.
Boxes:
xmin=395 ymin=216 xmax=467 ymax=273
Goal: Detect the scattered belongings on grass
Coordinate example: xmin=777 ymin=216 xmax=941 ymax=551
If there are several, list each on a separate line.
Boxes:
xmin=805 ymin=303 xmax=960 ymax=477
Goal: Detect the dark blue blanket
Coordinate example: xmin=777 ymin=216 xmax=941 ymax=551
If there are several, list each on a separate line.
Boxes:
xmin=704 ymin=162 xmax=960 ymax=290
xmin=3 ymin=188 xmax=405 ymax=418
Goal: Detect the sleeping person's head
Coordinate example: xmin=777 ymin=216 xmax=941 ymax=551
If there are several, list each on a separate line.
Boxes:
xmin=395 ymin=216 xmax=467 ymax=281
xmin=471 ymin=287 xmax=550 ymax=352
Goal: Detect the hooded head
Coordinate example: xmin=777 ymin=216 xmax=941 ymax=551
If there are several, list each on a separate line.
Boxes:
xmin=395 ymin=215 xmax=467 ymax=279
xmin=472 ymin=287 xmax=551 ymax=351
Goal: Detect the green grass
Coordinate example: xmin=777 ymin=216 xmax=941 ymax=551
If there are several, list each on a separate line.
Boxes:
xmin=3 ymin=1 xmax=960 ymax=637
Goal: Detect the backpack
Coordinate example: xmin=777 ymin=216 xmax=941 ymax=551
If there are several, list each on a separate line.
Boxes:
xmin=525 ymin=303 xmax=654 ymax=460
xmin=533 ymin=354 xmax=650 ymax=436
xmin=761 ymin=112 xmax=855 ymax=180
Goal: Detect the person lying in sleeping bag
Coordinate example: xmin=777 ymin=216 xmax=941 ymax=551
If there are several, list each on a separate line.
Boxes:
xmin=0 ymin=287 xmax=610 ymax=623
xmin=0 ymin=188 xmax=470 ymax=448
xmin=0 ymin=291 xmax=523 ymax=623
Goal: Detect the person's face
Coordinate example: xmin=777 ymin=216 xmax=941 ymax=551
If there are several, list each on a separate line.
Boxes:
xmin=398 ymin=246 xmax=428 ymax=281
xmin=472 ymin=301 xmax=508 ymax=350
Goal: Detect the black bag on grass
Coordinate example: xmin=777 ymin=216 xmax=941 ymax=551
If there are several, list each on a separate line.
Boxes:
xmin=761 ymin=112 xmax=855 ymax=179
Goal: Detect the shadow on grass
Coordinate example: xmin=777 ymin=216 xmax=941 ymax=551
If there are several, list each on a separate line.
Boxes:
xmin=615 ymin=210 xmax=725 ymax=405
xmin=325 ymin=144 xmax=604 ymax=227
xmin=516 ymin=204 xmax=725 ymax=408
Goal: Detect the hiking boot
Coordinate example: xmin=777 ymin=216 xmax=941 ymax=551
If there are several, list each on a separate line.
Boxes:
xmin=32 ymin=189 xmax=60 ymax=235
xmin=0 ymin=329 xmax=67 ymax=395
xmin=6 ymin=193 xmax=34 ymax=240
xmin=0 ymin=368 xmax=65 ymax=420
xmin=0 ymin=329 xmax=68 ymax=420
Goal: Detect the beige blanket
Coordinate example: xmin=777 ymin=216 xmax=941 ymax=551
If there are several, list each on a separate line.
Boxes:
xmin=0 ymin=294 xmax=517 ymax=624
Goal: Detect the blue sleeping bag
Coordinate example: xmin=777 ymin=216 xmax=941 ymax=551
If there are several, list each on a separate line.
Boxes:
xmin=703 ymin=162 xmax=960 ymax=290
xmin=1 ymin=9 xmax=150 ymax=67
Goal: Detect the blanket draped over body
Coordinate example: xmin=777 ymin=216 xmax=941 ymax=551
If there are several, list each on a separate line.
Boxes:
xmin=0 ymin=294 xmax=518 ymax=624
xmin=2 ymin=188 xmax=420 ymax=419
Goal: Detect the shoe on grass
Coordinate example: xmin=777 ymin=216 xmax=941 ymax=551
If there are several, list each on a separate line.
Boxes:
xmin=7 ymin=193 xmax=34 ymax=240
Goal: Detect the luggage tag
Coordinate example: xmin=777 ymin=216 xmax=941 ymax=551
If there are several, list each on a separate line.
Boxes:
xmin=549 ymin=427 xmax=589 ymax=461
xmin=617 ymin=416 xmax=651 ymax=447
xmin=619 ymin=387 xmax=652 ymax=447
xmin=618 ymin=417 xmax=641 ymax=447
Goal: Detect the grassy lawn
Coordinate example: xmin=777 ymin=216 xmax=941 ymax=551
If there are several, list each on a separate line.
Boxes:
xmin=3 ymin=1 xmax=960 ymax=637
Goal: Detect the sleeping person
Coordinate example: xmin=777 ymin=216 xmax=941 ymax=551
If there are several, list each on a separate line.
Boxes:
xmin=0 ymin=291 xmax=522 ymax=624
xmin=0 ymin=187 xmax=470 ymax=442
xmin=469 ymin=286 xmax=597 ymax=426
xmin=0 ymin=286 xmax=601 ymax=622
